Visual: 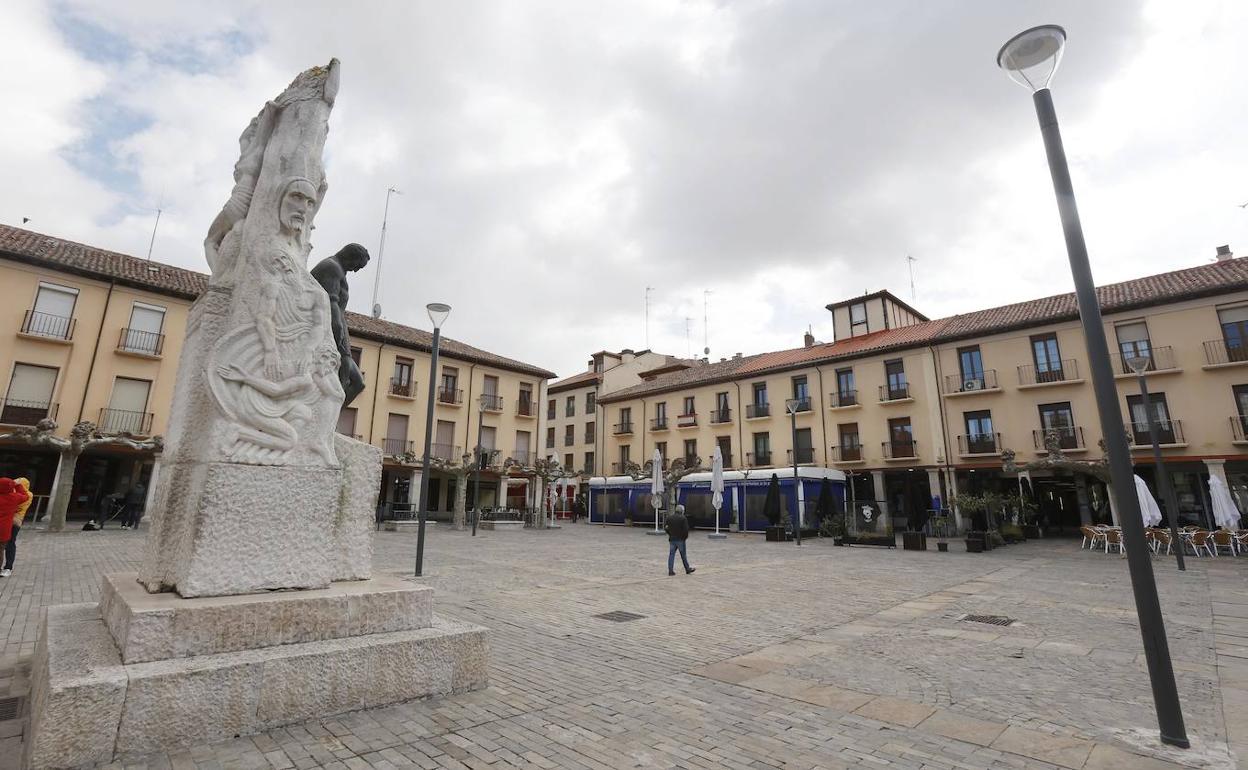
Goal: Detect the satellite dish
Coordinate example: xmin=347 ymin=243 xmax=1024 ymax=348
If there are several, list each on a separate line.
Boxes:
xmin=371 ymin=303 xmax=382 ymax=319
xmin=703 ymin=346 xmax=710 ymax=355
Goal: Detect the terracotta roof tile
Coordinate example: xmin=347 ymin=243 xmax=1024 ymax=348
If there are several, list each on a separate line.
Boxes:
xmin=548 ymin=369 xmax=601 ymax=393
xmin=0 ymin=224 xmax=555 ymax=379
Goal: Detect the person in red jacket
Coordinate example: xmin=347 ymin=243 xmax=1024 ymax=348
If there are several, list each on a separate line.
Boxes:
xmin=0 ymin=478 xmax=30 ymax=575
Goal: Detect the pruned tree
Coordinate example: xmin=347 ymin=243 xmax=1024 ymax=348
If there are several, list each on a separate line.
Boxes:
xmin=426 ymin=448 xmax=503 ymax=530
xmin=0 ymin=419 xmax=164 ymax=532
xmin=624 ymin=455 xmax=703 ymax=512
xmin=1001 ymin=429 xmax=1114 ymax=524
xmin=504 ymin=454 xmax=575 ymax=528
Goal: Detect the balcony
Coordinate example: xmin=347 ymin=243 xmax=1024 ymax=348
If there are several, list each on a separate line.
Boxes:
xmin=437 ymin=387 xmax=463 ymax=405
xmin=1017 ymin=359 xmax=1080 ymax=387
xmin=830 ymin=444 xmax=863 ymax=463
xmin=745 ymin=402 xmax=770 ymax=419
xmin=709 ymin=408 xmax=732 ymax=424
xmin=117 ymin=328 xmax=165 ymax=357
xmin=0 ymin=399 xmax=57 ymax=426
xmin=957 ymin=432 xmax=1000 ymax=456
xmin=98 ymin=408 xmax=154 ymax=435
xmin=786 ymin=447 xmax=816 ymax=464
xmin=881 ymin=439 xmax=918 ymax=460
xmin=516 ymin=399 xmax=536 ymax=418
xmin=1032 ymin=426 xmax=1086 ymax=452
xmin=611 ymin=461 xmax=632 ymax=474
xmin=1114 ymin=346 xmax=1177 ymax=376
xmin=786 ymin=398 xmax=812 ymax=413
xmin=584 ymin=431 xmax=595 ymax=444
xmin=676 ymin=413 xmax=698 ymax=428
xmin=383 ymin=438 xmax=414 ymax=457
xmin=1233 ymin=416 xmax=1248 ymax=445
xmin=389 ymin=379 xmax=414 ymax=398
xmin=613 ymin=421 xmax=634 ymax=435
xmin=1203 ymin=339 xmax=1248 ymax=368
xmin=1126 ymin=419 xmax=1184 ymax=448
xmin=878 ymin=385 xmax=910 ymax=403
xmin=564 ymin=433 xmax=575 ymax=446
xmin=944 ymin=370 xmax=999 ymax=395
xmin=650 ymin=417 xmax=669 ymax=431
xmin=19 ymin=310 xmax=75 ymax=341
xmin=565 ymin=407 xmax=575 ymax=418
xmin=480 ymin=394 xmax=504 ymax=412
xmin=829 ymin=390 xmax=858 ymax=408
xmin=546 ymin=438 xmax=556 ymax=449
xmin=746 ymin=451 xmax=772 ymax=467
xmin=431 ymin=443 xmax=461 ymax=462
xmin=511 ymin=449 xmax=534 ymax=466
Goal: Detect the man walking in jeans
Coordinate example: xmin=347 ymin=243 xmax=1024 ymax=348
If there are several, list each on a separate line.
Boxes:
xmin=665 ymin=504 xmax=696 ymax=576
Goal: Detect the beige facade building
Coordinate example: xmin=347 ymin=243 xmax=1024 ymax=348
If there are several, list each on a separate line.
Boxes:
xmin=0 ymin=225 xmax=554 ymax=521
xmin=599 ymin=251 xmax=1248 ymax=532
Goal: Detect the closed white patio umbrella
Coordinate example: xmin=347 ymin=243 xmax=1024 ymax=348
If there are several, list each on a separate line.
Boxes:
xmin=1135 ymin=475 xmax=1163 ymax=528
xmin=1210 ymin=475 xmax=1242 ymax=530
xmin=649 ymin=448 xmax=665 ymax=535
xmin=710 ymin=445 xmax=726 ymax=540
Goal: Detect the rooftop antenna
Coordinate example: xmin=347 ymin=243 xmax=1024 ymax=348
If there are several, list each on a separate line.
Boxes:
xmin=906 ymin=255 xmax=917 ymax=303
xmin=645 ymin=286 xmax=654 ymax=348
xmin=371 ymin=187 xmax=402 ymax=319
xmin=702 ymin=290 xmax=712 ymax=357
xmin=685 ymin=317 xmax=694 ymax=358
xmin=145 ymin=189 xmax=165 ymax=261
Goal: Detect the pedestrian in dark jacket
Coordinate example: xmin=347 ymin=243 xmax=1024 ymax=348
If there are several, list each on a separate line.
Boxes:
xmin=664 ymin=504 xmax=695 ymax=576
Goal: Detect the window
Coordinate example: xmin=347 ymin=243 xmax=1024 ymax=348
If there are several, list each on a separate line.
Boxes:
xmin=586 ymin=391 xmax=596 ymax=412
xmin=336 ymin=407 xmax=358 ymax=437
xmin=479 ymin=425 xmax=496 ymax=451
xmin=1127 ymin=392 xmax=1175 ymax=444
xmin=887 ymin=417 xmax=914 ymax=457
xmin=958 ymin=346 xmax=984 ymax=384
xmin=1235 ymin=385 xmax=1248 ymax=438
xmin=1030 ymin=333 xmax=1064 ymax=382
xmin=838 ymin=423 xmax=860 ymax=461
xmin=565 ymin=395 xmax=575 ymax=417
xmin=2 ymin=363 xmax=57 ymax=425
xmin=584 ymin=451 xmax=595 ymax=474
xmin=655 ymin=441 xmax=668 ymax=465
xmin=620 ymin=407 xmax=631 ymax=425
xmin=564 ymin=424 xmax=574 ymax=446
xmin=385 ymin=413 xmax=409 ymax=455
xmin=1219 ymin=306 xmax=1248 ymax=362
xmin=585 ymin=421 xmax=595 ymax=443
xmin=849 ymin=301 xmax=867 ymax=332
xmin=481 ymin=375 xmax=501 ymax=410
xmin=392 ymin=357 xmax=414 ymax=397
xmin=963 ymin=410 xmax=995 ymax=454
xmin=884 ymin=360 xmax=907 ymax=400
xmin=121 ymin=302 xmax=166 ymax=355
xmin=791 ymin=375 xmax=810 ymax=410
xmin=482 ymin=375 xmax=499 ymax=395
xmin=515 ymin=431 xmax=531 ymax=463
xmin=752 ymin=382 xmax=767 ymax=405
xmin=752 ymin=432 xmax=771 ymax=465
xmin=836 ymin=368 xmax=856 ymax=406
xmin=713 ymin=392 xmax=730 ymax=422
xmin=350 ymin=347 xmax=362 ymax=366
xmin=682 ymin=395 xmax=696 ymax=416
xmin=1115 ymin=321 xmax=1152 ymax=373
xmin=619 ymin=444 xmax=631 ymax=469
xmin=103 ymin=377 xmax=152 ymax=433
xmin=654 ymin=401 xmax=668 ymax=428
xmin=683 ymin=438 xmax=697 ymax=466
xmin=435 ymin=421 xmax=456 ymax=460
xmin=792 ymin=428 xmax=813 ymax=463
xmin=546 ymin=426 xmax=556 ymax=448
xmin=547 ymin=399 xmax=556 ymax=420
xmin=564 ymin=453 xmax=574 ymax=469
xmin=1037 ymin=402 xmax=1077 ymax=448
xmin=716 ymin=436 xmax=732 ymax=466
xmin=26 ymin=282 xmax=78 ymax=339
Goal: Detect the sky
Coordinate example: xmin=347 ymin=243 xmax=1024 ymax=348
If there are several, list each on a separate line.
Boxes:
xmin=2 ymin=0 xmax=1246 ymax=380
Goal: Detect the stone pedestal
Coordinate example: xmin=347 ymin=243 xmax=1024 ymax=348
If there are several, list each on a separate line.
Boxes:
xmin=25 ymin=574 xmax=488 ymax=768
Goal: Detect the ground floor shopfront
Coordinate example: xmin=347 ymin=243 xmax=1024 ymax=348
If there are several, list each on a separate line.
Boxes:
xmin=0 ymin=443 xmax=155 ymax=523
xmin=377 ymin=462 xmax=545 ymax=521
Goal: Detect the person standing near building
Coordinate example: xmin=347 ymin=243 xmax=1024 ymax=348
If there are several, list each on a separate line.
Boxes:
xmin=121 ymin=482 xmax=147 ymax=530
xmin=0 ymin=478 xmax=30 ymax=577
xmin=664 ymin=504 xmax=696 ymax=576
xmin=3 ymin=478 xmax=32 ymax=576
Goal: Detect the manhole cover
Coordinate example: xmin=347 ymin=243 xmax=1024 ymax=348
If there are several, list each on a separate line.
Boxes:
xmin=0 ymin=696 xmax=23 ymax=721
xmin=962 ymin=614 xmax=1015 ymax=627
xmin=594 ymin=611 xmax=646 ymax=623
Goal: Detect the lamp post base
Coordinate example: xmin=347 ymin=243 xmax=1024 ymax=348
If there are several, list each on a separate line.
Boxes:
xmin=707 ymin=533 xmax=728 ymax=540
xmin=646 ymin=529 xmax=665 ymax=536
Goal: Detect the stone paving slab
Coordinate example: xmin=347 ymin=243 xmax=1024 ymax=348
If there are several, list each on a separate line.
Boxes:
xmin=0 ymin=523 xmax=1242 ymax=768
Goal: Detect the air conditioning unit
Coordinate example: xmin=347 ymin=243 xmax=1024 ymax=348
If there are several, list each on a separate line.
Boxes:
xmin=963 ymin=379 xmax=984 ymax=391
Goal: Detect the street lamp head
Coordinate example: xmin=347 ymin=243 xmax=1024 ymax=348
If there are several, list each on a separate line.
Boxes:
xmin=784 ymin=398 xmax=801 ymax=416
xmin=426 ymin=302 xmax=451 ymax=329
xmin=1125 ymin=354 xmax=1152 ymax=375
xmin=997 ymin=24 xmax=1066 ymax=92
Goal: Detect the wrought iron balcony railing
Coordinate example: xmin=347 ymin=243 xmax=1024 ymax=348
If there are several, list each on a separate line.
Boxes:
xmin=1126 ymin=419 xmax=1183 ymax=447
xmin=958 ymin=432 xmax=1000 ymax=455
xmin=98 ymin=408 xmax=154 ymax=435
xmin=1115 ymin=346 xmax=1175 ymax=374
xmin=613 ymin=421 xmax=633 ymax=435
xmin=676 ymin=413 xmax=698 ymax=427
xmin=709 ymin=408 xmax=731 ymax=424
xmin=878 ymin=385 xmax=909 ymax=402
xmin=945 ymin=370 xmax=998 ymax=394
xmin=1032 ymin=426 xmax=1085 ymax=451
xmin=830 ymin=444 xmax=862 ymax=462
xmin=389 ymin=379 xmax=413 ymax=397
xmin=881 ymin=439 xmax=918 ymax=459
xmin=746 ymin=451 xmax=772 ymax=467
xmin=745 ymin=402 xmax=770 ymax=418
xmin=430 ymin=443 xmax=461 ymax=462
xmin=382 ymin=438 xmax=414 ymax=456
xmin=438 ymin=387 xmax=463 ymax=405
xmin=1203 ymin=339 xmax=1248 ymax=366
xmin=0 ymin=399 xmax=57 ymax=426
xmin=830 ymin=390 xmax=857 ymax=407
xmin=786 ymin=447 xmax=815 ymax=464
xmin=20 ymin=310 xmax=75 ymax=340
xmin=480 ymin=394 xmax=504 ymax=412
xmin=650 ymin=417 xmax=669 ymax=430
xmin=1017 ymin=359 xmax=1079 ymax=386
xmin=516 ymin=399 xmax=535 ymax=417
xmin=117 ymin=328 xmax=165 ymax=356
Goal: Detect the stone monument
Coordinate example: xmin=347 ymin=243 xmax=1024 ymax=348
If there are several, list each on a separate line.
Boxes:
xmin=25 ymin=60 xmax=488 ymax=769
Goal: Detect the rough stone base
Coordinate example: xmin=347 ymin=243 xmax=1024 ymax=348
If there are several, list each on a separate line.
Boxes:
xmin=26 ymin=599 xmax=488 ymax=768
xmin=331 ymin=435 xmax=382 ymax=581
xmin=384 ymin=520 xmax=421 ymax=532
xmin=479 ymin=520 xmax=524 ymax=531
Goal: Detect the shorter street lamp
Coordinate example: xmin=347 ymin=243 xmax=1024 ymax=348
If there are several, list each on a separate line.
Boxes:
xmin=1126 ymin=354 xmax=1186 ymax=571
xmin=414 ymin=302 xmax=451 ymax=578
xmin=784 ymin=398 xmax=803 ymax=546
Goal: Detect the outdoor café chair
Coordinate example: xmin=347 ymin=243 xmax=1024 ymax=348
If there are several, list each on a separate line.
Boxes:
xmin=1150 ymin=528 xmax=1173 ymax=556
xmin=1187 ymin=530 xmax=1215 ymax=558
xmin=1079 ymin=525 xmax=1105 ymax=551
xmin=1212 ymin=529 xmax=1237 ymax=557
xmin=1103 ymin=528 xmax=1125 ymax=556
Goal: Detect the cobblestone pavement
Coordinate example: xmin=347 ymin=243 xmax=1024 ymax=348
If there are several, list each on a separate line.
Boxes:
xmin=0 ymin=522 xmax=1245 ymax=769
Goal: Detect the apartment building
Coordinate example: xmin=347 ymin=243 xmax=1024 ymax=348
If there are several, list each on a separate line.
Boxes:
xmin=599 ymin=252 xmax=1248 ymax=532
xmin=0 ymin=225 xmax=554 ymax=520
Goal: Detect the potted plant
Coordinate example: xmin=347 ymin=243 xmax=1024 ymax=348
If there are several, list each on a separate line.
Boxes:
xmin=932 ymin=511 xmax=951 ymax=552
xmin=820 ymin=512 xmax=846 ymax=545
xmin=953 ymin=493 xmax=1001 ymax=552
xmin=762 ymin=474 xmax=788 ymax=541
xmin=902 ymin=507 xmax=928 ymax=551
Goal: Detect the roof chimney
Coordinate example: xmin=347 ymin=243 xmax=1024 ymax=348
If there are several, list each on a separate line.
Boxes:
xmin=734 ymin=352 xmax=742 ymax=359
xmin=1217 ymin=245 xmax=1233 ymax=261
xmin=803 ymin=331 xmax=815 ymax=348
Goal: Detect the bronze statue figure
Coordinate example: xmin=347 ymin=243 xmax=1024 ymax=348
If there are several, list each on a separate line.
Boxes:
xmin=311 ymin=243 xmax=370 ymax=406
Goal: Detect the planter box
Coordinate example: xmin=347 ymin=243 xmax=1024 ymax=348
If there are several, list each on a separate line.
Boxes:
xmin=936 ymin=541 xmax=949 ymax=552
xmin=1023 ymin=525 xmax=1042 ymax=539
xmin=765 ymin=526 xmax=790 ymax=542
xmin=965 ymin=537 xmax=984 ymax=553
xmin=902 ymin=531 xmax=927 ymax=551
xmin=479 ymin=520 xmax=523 ymax=531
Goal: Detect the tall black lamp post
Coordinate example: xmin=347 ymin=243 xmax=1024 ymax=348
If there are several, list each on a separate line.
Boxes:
xmin=784 ymin=398 xmax=803 ymax=546
xmin=998 ymin=25 xmax=1188 ymax=748
xmin=414 ymin=302 xmax=451 ymax=577
xmin=472 ymin=396 xmax=485 ymax=537
xmin=1126 ymin=355 xmax=1186 ymax=571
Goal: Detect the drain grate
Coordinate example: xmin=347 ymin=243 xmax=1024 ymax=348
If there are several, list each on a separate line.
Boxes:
xmin=962 ymin=614 xmax=1015 ymax=627
xmin=594 ymin=611 xmax=646 ymax=623
xmin=0 ymin=696 xmax=23 ymax=721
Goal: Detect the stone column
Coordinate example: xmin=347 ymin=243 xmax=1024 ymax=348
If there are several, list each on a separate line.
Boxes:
xmin=1205 ymin=458 xmax=1229 ymax=486
xmin=1074 ymin=475 xmax=1094 ymax=526
xmin=943 ymin=468 xmax=963 ymax=532
xmin=871 ymin=470 xmax=887 ymax=516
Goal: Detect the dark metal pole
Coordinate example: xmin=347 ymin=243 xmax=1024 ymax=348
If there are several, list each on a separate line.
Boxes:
xmin=414 ymin=327 xmax=441 ymax=577
xmin=1137 ymin=375 xmax=1186 ymax=571
xmin=790 ymin=409 xmax=802 ymax=546
xmin=472 ymin=410 xmax=483 ymax=536
xmin=1033 ymin=87 xmax=1188 ymax=748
